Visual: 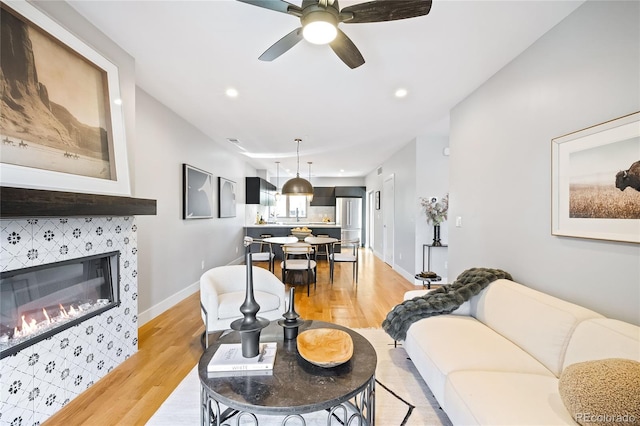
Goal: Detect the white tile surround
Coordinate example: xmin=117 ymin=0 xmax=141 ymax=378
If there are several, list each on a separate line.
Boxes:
xmin=0 ymin=216 xmax=138 ymax=426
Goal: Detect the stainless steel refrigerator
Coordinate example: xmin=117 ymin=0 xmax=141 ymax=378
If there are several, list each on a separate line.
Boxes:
xmin=336 ymin=197 xmax=362 ymax=242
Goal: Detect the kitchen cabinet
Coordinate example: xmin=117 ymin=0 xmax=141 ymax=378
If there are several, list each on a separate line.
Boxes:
xmin=310 ymin=187 xmax=336 ymax=206
xmin=246 ymin=177 xmax=276 ymax=206
xmin=334 ymin=186 xmax=365 ymax=198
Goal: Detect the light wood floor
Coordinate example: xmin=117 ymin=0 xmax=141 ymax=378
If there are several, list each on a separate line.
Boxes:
xmin=44 ymin=248 xmax=418 ymax=425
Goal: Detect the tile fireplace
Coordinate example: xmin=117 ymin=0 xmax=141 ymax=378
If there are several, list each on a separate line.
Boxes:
xmin=0 ymin=216 xmax=138 ymax=425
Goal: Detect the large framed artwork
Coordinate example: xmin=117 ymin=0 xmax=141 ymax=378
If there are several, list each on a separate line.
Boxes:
xmin=0 ymin=1 xmax=130 ymax=195
xmin=183 ymin=164 xmax=213 ymax=219
xmin=218 ymin=177 xmax=236 ymax=218
xmin=551 ymin=112 xmax=640 ymax=243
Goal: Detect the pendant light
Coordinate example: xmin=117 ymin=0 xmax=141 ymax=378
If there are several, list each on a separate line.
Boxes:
xmin=281 ymin=139 xmax=314 ymax=198
xmin=274 ymin=161 xmax=281 ymax=201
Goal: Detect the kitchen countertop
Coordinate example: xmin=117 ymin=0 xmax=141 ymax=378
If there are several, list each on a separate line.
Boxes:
xmin=245 ymin=223 xmax=340 ymax=228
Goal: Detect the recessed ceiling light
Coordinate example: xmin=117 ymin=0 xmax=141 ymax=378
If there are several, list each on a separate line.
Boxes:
xmin=113 ymin=98 xmax=123 ymax=105
xmin=394 ymin=88 xmax=408 ymax=98
xmin=340 ymin=169 xmax=345 ymax=172
xmin=225 ymin=88 xmax=238 ymax=98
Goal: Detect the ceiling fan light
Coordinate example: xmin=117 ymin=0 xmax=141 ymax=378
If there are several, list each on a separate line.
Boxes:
xmin=303 ymin=20 xmax=337 ymax=45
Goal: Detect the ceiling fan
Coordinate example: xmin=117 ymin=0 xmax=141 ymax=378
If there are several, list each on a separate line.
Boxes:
xmin=237 ymin=0 xmax=433 ymax=69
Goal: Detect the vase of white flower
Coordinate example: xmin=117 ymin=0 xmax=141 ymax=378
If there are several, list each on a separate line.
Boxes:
xmin=419 ymin=194 xmax=449 ymax=246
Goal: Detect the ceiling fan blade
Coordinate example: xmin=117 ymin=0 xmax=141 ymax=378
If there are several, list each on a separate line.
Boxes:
xmin=259 ymin=28 xmax=304 ymax=61
xmin=329 ymin=29 xmax=365 ymax=69
xmin=340 ymin=0 xmax=432 ymax=23
xmin=236 ymin=0 xmax=302 ymax=16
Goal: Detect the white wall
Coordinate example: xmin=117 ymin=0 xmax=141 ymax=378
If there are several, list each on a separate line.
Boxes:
xmin=366 ymin=140 xmax=417 ymax=279
xmin=415 ymin=136 xmax=450 ymax=277
xmin=135 ymin=89 xmax=251 ymax=323
xmin=365 ymin=136 xmax=450 ymax=282
xmin=449 ymin=0 xmax=640 ymax=325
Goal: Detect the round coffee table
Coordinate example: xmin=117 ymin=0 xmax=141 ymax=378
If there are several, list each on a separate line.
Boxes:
xmin=198 ymin=320 xmax=377 ymax=425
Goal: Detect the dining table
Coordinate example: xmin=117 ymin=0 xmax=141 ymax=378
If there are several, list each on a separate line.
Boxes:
xmin=262 ymin=236 xmax=299 ymax=260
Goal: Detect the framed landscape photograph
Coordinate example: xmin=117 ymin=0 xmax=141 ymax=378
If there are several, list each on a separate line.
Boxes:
xmin=551 ymin=112 xmax=640 ymax=243
xmin=218 ymin=177 xmax=236 ymax=218
xmin=183 ymin=164 xmax=213 ymax=219
xmin=0 ymin=1 xmax=130 ymax=196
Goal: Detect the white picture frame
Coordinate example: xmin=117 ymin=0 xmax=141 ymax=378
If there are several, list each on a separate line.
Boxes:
xmin=0 ymin=1 xmax=130 ymax=196
xmin=551 ymin=112 xmax=640 ymax=243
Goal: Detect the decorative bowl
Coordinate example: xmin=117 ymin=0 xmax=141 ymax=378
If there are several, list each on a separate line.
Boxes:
xmin=297 ymin=328 xmax=353 ymax=367
xmin=291 ymin=227 xmax=312 ymax=240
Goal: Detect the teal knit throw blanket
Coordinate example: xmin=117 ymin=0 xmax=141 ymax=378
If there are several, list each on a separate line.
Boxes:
xmin=382 ymin=267 xmax=512 ymax=341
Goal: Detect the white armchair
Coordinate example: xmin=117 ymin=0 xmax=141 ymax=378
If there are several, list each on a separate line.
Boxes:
xmin=200 ymin=265 xmax=286 ymax=347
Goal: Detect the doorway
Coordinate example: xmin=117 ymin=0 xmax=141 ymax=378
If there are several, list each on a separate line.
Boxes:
xmin=367 ymin=190 xmax=374 ymax=249
xmin=383 ymin=174 xmax=394 ymax=266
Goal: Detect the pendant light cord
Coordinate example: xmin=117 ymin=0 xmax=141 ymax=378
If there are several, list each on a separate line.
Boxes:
xmin=295 ymin=138 xmax=302 ymax=177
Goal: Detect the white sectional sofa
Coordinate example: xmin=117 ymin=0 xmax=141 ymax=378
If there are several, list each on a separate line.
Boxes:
xmin=402 ymin=279 xmax=640 ymax=425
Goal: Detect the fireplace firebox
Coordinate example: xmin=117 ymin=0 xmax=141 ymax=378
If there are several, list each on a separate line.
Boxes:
xmin=0 ymin=251 xmax=120 ymax=359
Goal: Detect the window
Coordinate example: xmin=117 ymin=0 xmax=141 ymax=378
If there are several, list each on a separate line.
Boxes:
xmin=275 ymin=195 xmax=307 ymax=218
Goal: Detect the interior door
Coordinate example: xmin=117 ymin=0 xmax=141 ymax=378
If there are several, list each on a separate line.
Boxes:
xmin=383 ymin=174 xmax=395 ymax=266
xmin=367 ymin=190 xmax=374 ymax=249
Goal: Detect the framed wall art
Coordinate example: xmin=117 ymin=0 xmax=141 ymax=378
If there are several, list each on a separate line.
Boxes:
xmin=0 ymin=1 xmax=130 ymax=196
xmin=375 ymin=191 xmax=381 ymax=210
xmin=218 ymin=177 xmax=236 ymax=218
xmin=551 ymin=111 xmax=640 ymax=243
xmin=183 ymin=164 xmax=213 ymax=219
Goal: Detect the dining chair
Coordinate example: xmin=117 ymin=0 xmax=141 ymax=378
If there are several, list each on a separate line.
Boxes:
xmin=281 ymin=242 xmax=317 ymax=296
xmin=243 ymin=236 xmax=275 ymax=272
xmin=314 ymin=234 xmax=331 ymax=261
xmin=329 ymin=238 xmax=359 ymax=283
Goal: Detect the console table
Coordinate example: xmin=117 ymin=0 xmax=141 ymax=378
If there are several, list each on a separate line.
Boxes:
xmin=198 ymin=320 xmax=377 ymax=425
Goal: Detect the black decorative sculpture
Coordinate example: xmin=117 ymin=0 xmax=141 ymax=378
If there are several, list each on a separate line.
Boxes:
xmin=230 ymin=252 xmax=269 ymax=357
xmin=278 ymin=287 xmax=304 ymax=340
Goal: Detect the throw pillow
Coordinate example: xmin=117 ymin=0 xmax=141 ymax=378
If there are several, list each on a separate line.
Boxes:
xmin=558 ymin=358 xmax=640 ymax=426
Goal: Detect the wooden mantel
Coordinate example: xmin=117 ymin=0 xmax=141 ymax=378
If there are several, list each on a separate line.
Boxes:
xmin=0 ymin=186 xmax=157 ymax=218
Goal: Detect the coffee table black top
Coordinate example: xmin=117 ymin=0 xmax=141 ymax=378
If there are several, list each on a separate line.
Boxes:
xmin=198 ymin=320 xmax=377 ymax=415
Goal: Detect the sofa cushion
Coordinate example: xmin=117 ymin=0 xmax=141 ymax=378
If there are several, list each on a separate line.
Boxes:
xmin=444 ymin=370 xmax=575 ymax=425
xmin=404 ymin=315 xmax=554 ymax=405
xmin=563 ymin=318 xmax=640 ymax=369
xmin=472 ymin=279 xmax=603 ymax=376
xmin=558 ymin=358 xmax=640 ymax=426
xmin=217 ymin=291 xmax=281 ymax=319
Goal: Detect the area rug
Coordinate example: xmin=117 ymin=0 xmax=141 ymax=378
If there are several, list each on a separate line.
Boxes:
xmin=146 ymin=328 xmax=451 ymax=425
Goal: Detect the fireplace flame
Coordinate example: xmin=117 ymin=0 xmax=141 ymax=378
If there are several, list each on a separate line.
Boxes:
xmin=59 ymin=304 xmax=69 ymax=318
xmin=42 ymin=308 xmax=51 ymax=324
xmin=5 ymin=300 xmax=107 ymax=348
xmin=16 ymin=315 xmax=38 ymax=338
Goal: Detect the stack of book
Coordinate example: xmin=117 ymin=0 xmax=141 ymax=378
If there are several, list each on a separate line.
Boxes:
xmin=207 ymin=342 xmax=277 ymax=377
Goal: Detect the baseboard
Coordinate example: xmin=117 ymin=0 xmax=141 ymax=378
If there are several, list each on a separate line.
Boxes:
xmin=137 ymin=280 xmax=199 ymax=326
xmin=371 ymin=250 xmax=418 ymax=284
xmin=393 ymin=264 xmax=414 ymax=283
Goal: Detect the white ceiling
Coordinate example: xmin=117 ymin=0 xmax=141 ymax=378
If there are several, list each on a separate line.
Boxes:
xmin=68 ymin=0 xmax=584 ymax=179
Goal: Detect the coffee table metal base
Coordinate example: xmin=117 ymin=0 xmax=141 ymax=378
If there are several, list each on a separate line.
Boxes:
xmin=200 ymin=376 xmax=375 ymax=426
